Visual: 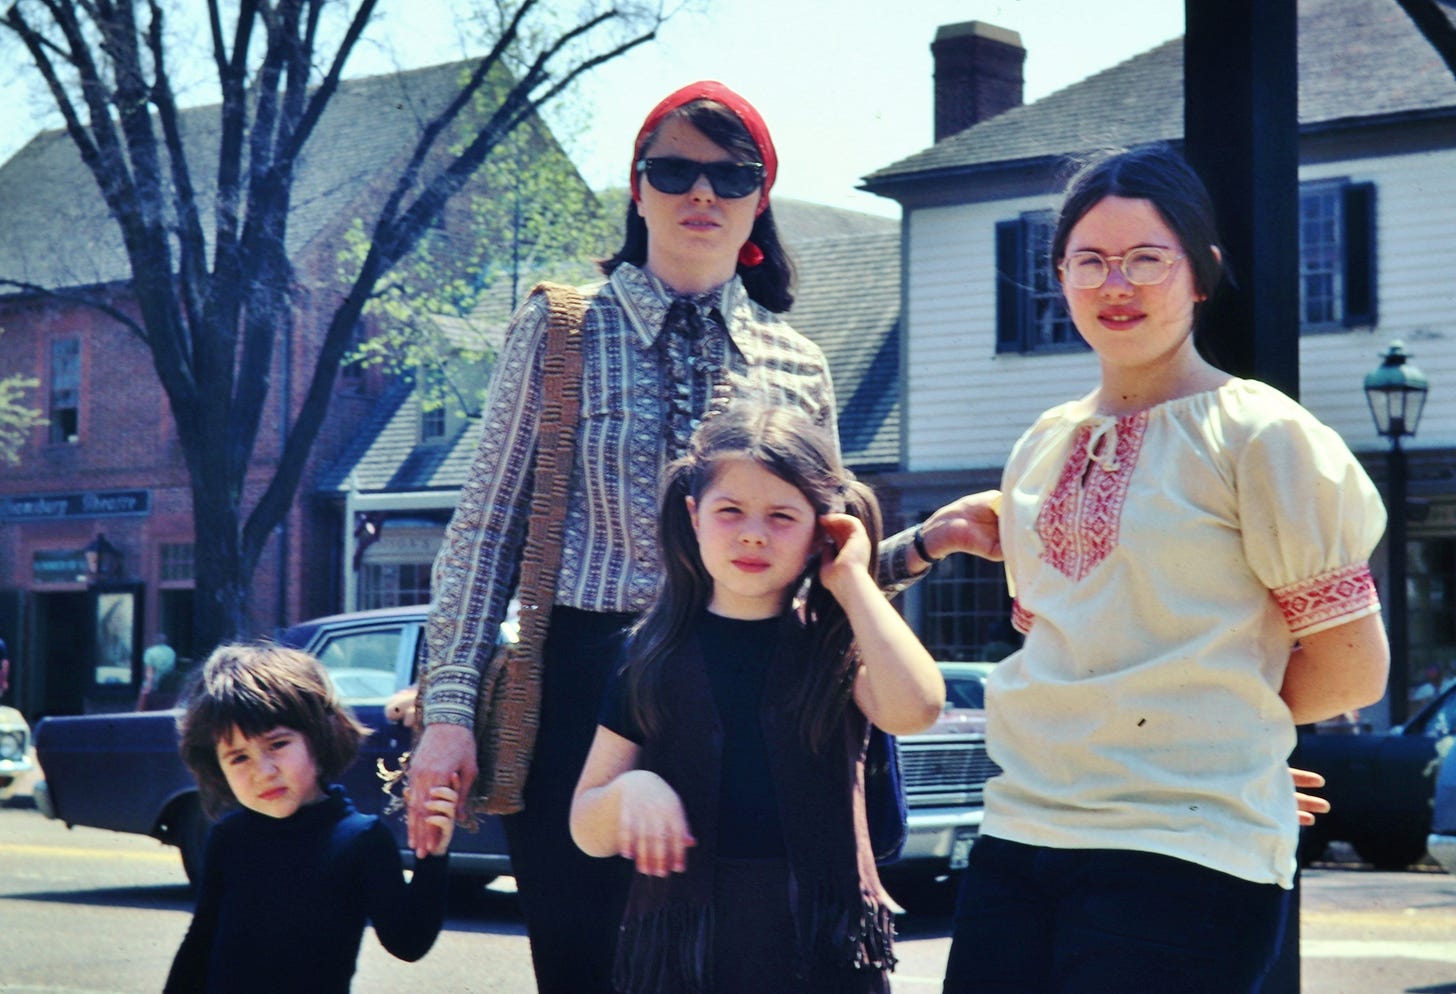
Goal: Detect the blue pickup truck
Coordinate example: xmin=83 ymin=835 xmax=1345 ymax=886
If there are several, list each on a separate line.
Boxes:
xmin=34 ymin=605 xmax=997 ymax=906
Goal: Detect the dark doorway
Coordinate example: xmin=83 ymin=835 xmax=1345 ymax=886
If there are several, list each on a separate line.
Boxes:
xmin=31 ymin=591 xmax=92 ymax=719
xmin=158 ymin=588 xmax=196 ymax=668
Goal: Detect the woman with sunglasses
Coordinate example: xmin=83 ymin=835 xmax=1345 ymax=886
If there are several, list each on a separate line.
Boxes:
xmin=930 ymin=145 xmax=1390 ymax=994
xmin=403 ymin=81 xmax=950 ymax=994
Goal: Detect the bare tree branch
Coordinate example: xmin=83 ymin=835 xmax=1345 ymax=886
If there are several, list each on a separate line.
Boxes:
xmin=1395 ymin=0 xmax=1456 ymax=76
xmin=2 ymin=0 xmax=669 ymax=648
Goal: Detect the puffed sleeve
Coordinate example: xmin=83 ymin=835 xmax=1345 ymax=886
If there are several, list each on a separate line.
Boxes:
xmin=1234 ymin=393 xmax=1386 ymax=639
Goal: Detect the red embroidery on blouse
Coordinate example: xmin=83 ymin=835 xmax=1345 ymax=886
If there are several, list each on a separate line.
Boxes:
xmin=1011 ymin=599 xmax=1035 ymax=635
xmin=1036 ymin=413 xmax=1148 ymax=581
xmin=1274 ymin=562 xmax=1379 ymax=635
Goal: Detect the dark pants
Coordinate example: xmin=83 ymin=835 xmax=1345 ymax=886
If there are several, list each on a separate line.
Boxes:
xmin=502 ymin=606 xmax=636 ymax=994
xmin=942 ymin=835 xmax=1289 ymax=994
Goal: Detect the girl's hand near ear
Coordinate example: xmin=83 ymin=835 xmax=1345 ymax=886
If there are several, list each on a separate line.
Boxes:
xmin=817 ymin=513 xmax=872 ymax=598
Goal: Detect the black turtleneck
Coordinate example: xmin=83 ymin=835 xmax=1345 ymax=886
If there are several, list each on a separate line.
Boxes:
xmin=163 ymin=785 xmax=448 ymax=993
xmin=603 ymin=610 xmax=786 ymax=856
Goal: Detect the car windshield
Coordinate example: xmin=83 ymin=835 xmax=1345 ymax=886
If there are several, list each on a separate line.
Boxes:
xmin=315 ymin=628 xmax=404 ymax=703
xmin=944 ymin=673 xmax=985 ymax=710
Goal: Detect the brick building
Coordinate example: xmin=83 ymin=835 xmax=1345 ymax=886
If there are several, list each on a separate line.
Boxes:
xmin=0 ymin=60 xmax=590 ymax=719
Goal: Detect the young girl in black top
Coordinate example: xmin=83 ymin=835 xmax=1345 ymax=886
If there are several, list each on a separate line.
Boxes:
xmin=164 ymin=643 xmax=458 ymax=994
xmin=571 ymin=404 xmax=945 ymax=994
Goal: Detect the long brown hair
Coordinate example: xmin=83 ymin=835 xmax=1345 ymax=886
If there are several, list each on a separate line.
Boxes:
xmin=624 ymin=404 xmax=882 ymax=750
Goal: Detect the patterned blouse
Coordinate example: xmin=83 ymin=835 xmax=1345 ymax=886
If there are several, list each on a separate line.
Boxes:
xmin=423 ymin=263 xmax=914 ymax=727
xmin=985 ymin=378 xmax=1385 ymax=888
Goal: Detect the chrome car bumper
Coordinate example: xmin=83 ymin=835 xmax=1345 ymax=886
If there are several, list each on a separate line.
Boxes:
xmin=897 ymin=806 xmax=985 ymax=867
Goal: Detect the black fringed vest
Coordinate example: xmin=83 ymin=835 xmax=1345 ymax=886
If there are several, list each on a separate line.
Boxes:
xmin=612 ymin=615 xmax=895 ymax=994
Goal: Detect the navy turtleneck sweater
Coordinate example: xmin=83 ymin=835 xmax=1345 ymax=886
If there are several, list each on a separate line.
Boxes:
xmin=163 ymin=785 xmax=448 ymax=994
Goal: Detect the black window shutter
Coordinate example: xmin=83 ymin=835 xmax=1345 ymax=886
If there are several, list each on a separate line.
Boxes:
xmin=995 ymin=219 xmax=1024 ymax=353
xmin=1342 ymin=181 xmax=1377 ymax=327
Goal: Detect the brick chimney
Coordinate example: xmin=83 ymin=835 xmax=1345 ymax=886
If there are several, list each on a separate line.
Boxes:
xmin=932 ymin=21 xmax=1025 ymax=142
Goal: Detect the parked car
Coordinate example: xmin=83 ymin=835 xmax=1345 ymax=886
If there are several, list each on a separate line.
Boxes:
xmin=36 ymin=605 xmax=508 ymax=886
xmin=34 ymin=606 xmax=998 ymax=908
xmin=879 ymin=661 xmax=1000 ymax=909
xmin=0 ymin=705 xmax=34 ymax=803
xmin=1291 ymin=681 xmax=1456 ymax=869
xmin=1429 ymin=739 xmax=1456 ymax=876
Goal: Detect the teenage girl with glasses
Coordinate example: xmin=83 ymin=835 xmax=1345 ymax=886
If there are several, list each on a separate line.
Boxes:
xmin=571 ymin=403 xmax=944 ymax=994
xmin=930 ymin=145 xmax=1390 ymax=994
xmin=404 ymin=81 xmax=962 ymax=994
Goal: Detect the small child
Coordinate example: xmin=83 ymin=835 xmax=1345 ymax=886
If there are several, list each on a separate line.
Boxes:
xmin=570 ymin=404 xmax=946 ymax=993
xmin=164 ymin=643 xmax=458 ymax=994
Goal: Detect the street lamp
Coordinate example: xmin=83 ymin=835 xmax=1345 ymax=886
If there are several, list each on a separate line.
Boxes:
xmin=1364 ymin=341 xmax=1429 ymax=724
xmin=82 ymin=532 xmax=123 ymax=584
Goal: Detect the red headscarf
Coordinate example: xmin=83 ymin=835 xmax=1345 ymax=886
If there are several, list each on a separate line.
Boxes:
xmin=630 ymin=80 xmax=777 ymax=218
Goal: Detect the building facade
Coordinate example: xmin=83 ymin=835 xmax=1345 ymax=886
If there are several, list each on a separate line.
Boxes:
xmin=863 ymin=2 xmax=1456 ymax=728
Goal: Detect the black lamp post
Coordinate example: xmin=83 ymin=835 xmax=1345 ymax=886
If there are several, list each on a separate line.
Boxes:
xmin=82 ymin=532 xmax=123 ymax=584
xmin=1363 ymin=341 xmax=1429 ymax=725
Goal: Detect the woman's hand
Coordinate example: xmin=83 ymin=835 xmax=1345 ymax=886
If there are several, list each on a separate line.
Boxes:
xmin=407 ymin=723 xmax=477 ymax=858
xmin=1291 ymin=767 xmax=1330 ymax=827
xmin=916 ymin=490 xmax=1005 ymax=566
xmin=613 ymin=770 xmax=696 ymax=877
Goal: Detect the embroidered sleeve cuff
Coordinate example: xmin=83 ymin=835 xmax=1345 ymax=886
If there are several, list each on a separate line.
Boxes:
xmin=1011 ymin=599 xmax=1035 ymax=636
xmin=1274 ymin=562 xmax=1381 ymax=639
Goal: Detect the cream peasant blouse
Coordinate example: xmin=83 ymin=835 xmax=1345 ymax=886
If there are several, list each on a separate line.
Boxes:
xmin=984 ymin=378 xmax=1386 ymax=888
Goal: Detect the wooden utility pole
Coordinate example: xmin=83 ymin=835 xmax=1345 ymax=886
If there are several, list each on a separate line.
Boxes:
xmin=1182 ymin=3 xmax=1302 ymax=991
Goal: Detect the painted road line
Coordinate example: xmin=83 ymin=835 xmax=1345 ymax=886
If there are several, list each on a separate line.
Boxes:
xmin=1302 ymin=940 xmax=1456 ymax=963
xmin=0 ymin=842 xmax=177 ymax=863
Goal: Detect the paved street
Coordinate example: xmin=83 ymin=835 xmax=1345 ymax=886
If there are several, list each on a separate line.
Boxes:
xmin=2 ymin=799 xmax=1453 ymax=993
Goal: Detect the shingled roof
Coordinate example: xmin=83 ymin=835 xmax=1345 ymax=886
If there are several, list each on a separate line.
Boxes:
xmin=321 ymin=209 xmax=903 ymax=494
xmin=864 ymin=0 xmax=1456 ymax=190
xmin=0 ymin=60 xmax=491 ymax=290
xmin=790 ymin=229 xmax=901 ymax=471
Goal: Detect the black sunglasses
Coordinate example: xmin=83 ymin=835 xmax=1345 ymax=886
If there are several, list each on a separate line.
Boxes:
xmin=635 ymin=157 xmax=764 ymax=199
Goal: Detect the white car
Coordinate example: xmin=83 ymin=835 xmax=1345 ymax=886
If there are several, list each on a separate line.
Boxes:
xmin=0 ymin=705 xmax=34 ymax=803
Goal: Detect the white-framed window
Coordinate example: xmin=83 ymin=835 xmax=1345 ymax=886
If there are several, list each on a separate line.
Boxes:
xmin=917 ymin=551 xmax=1020 ymax=662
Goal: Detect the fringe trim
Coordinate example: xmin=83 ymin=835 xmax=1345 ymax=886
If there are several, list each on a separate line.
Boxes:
xmin=801 ymin=885 xmax=898 ymax=975
xmin=613 ymin=903 xmax=713 ymax=994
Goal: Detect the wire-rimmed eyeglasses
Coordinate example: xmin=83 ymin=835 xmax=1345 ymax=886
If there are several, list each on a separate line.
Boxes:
xmin=1058 ymin=247 xmax=1186 ymax=289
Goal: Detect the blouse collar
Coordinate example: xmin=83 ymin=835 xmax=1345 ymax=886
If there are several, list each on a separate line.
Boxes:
xmin=610 ymin=262 xmax=755 ymax=353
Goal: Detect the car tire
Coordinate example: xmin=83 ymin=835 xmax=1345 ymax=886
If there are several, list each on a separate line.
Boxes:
xmin=170 ymin=797 xmax=211 ymax=886
xmin=1296 ymin=823 xmax=1330 ymax=867
xmin=1351 ymin=834 xmax=1427 ymax=871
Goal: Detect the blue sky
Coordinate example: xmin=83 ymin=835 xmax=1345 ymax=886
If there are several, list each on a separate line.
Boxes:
xmin=0 ymin=1 xmax=1186 ymax=217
